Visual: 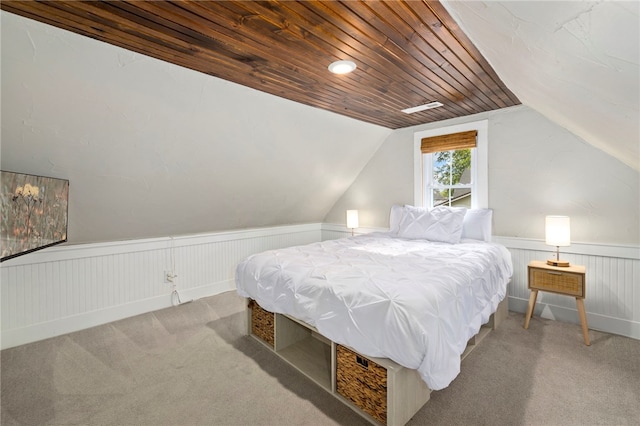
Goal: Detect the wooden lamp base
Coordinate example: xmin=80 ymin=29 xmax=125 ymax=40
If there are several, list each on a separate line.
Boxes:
xmin=547 ymin=259 xmax=570 ymax=267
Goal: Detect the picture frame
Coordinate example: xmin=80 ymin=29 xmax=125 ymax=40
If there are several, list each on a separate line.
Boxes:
xmin=1 ymin=170 xmax=69 ymax=262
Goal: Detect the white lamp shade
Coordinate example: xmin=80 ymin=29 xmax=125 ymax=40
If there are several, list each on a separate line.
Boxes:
xmin=346 ymin=210 xmax=359 ymax=229
xmin=545 ymin=216 xmax=570 ymax=247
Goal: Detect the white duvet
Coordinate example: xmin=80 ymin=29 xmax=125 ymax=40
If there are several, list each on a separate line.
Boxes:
xmin=235 ymin=232 xmax=512 ymax=390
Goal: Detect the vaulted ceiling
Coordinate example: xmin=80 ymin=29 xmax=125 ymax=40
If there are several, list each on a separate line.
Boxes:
xmin=2 ymin=1 xmax=637 ymax=171
xmin=0 ymin=0 xmax=520 ymax=129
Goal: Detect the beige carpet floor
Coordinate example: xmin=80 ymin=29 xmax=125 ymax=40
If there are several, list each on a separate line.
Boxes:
xmin=1 ymin=290 xmax=639 ymax=425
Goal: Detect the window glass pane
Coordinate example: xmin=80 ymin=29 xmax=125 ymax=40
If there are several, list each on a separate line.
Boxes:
xmin=432 ymin=151 xmax=452 ymax=186
xmin=432 ymin=188 xmax=472 ymax=207
xmin=452 ymin=190 xmax=472 ymax=207
xmin=456 ymin=149 xmax=472 ymax=185
xmin=432 ymin=189 xmax=448 ymax=206
xmin=432 ymin=149 xmax=472 ymax=186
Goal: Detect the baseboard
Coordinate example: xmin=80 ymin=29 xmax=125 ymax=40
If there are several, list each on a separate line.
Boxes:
xmin=509 ymin=296 xmax=640 ymax=340
xmin=0 ymin=280 xmax=235 ymax=350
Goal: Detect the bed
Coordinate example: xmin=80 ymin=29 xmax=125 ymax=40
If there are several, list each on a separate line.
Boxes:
xmin=235 ymin=205 xmax=513 ymax=423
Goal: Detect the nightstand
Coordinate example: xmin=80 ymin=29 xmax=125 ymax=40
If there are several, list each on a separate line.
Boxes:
xmin=524 ymin=260 xmax=590 ymax=345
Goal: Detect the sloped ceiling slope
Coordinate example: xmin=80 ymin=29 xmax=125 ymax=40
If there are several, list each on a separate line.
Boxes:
xmin=442 ymin=1 xmax=640 ymax=171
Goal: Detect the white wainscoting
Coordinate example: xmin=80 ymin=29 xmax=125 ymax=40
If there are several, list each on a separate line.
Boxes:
xmin=0 ymin=224 xmax=322 ymax=350
xmin=2 ymin=224 xmax=638 ymax=350
xmin=494 ymin=237 xmax=640 ymax=341
xmin=322 ymin=224 xmax=640 ymax=341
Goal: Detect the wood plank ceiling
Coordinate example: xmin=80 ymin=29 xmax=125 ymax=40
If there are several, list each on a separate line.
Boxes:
xmin=1 ymin=0 xmax=520 ymax=129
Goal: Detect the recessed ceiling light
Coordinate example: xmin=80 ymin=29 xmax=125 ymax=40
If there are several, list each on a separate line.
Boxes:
xmin=328 ymin=60 xmax=357 ymax=74
xmin=401 ymin=101 xmax=444 ymax=114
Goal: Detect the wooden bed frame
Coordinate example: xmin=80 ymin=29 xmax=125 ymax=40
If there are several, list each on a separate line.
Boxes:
xmin=246 ymin=294 xmax=509 ymax=426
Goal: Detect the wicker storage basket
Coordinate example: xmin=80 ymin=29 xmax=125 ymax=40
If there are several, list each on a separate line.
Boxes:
xmin=249 ymin=300 xmax=274 ymax=347
xmin=336 ymin=345 xmax=387 ymax=423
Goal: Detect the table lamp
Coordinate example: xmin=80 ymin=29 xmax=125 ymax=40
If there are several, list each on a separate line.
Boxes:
xmin=545 ymin=215 xmax=570 ymax=267
xmin=346 ymin=210 xmax=359 ymax=236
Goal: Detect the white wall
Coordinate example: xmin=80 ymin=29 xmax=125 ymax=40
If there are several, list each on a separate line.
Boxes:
xmin=325 ymin=105 xmax=640 ymax=246
xmin=0 ymin=11 xmax=391 ymax=244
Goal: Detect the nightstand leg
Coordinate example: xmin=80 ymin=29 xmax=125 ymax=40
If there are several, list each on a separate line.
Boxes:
xmin=575 ymin=298 xmax=591 ymax=346
xmin=523 ymin=290 xmax=538 ymax=329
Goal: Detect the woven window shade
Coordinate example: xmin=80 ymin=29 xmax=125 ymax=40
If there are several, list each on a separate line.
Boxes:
xmin=421 ymin=130 xmax=477 ymax=154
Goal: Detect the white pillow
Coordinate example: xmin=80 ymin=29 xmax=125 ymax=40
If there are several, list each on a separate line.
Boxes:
xmin=389 ymin=204 xmax=405 ymax=234
xmin=461 ymin=208 xmax=493 ymax=242
xmin=397 ymin=205 xmax=466 ymax=244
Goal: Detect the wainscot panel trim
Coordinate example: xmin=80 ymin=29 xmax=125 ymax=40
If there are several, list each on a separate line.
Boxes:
xmin=3 ymin=226 xmax=637 ymax=349
xmin=1 ymin=224 xmax=322 ymax=349
xmin=1 ymin=223 xmax=323 ymax=266
xmin=493 ymin=236 xmax=640 ymax=260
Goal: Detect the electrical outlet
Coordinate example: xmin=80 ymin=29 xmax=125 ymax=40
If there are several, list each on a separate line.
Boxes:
xmin=164 ymin=271 xmax=176 ymax=283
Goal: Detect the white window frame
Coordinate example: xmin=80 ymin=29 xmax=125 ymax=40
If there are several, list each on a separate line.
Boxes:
xmin=413 ymin=119 xmax=488 ymax=208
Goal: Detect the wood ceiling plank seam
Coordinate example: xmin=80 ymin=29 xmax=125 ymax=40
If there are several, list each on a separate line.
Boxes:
xmin=150 ymin=1 xmax=349 ymax=95
xmin=45 ymin=2 xmax=255 ymax=79
xmin=94 ymin=1 xmax=260 ymax=66
xmin=107 ymin=1 xmax=408 ymax=127
xmin=362 ymin=0 xmax=498 ymax=114
xmin=2 ymin=2 xmax=201 ymax=62
xmin=273 ymin=0 xmax=459 ymax=123
xmin=62 ymin=1 xmax=181 ymax=51
xmin=309 ymin=0 xmax=477 ymax=117
xmin=430 ymin=0 xmax=520 ymax=106
xmin=328 ymin=0 xmax=479 ymax=111
xmin=425 ymin=1 xmax=520 ymax=106
xmin=175 ymin=2 xmax=404 ymax=123
xmin=205 ymin=2 xmax=510 ymax=120
xmin=414 ymin=0 xmax=511 ymax=108
xmin=59 ymin=0 xmax=327 ymax=100
xmin=316 ymin=0 xmax=480 ymax=117
xmin=288 ymin=1 xmax=472 ymax=123
xmin=105 ymin=0 xmax=462 ymax=126
xmin=349 ymin=0 xmax=504 ymax=116
xmin=387 ymin=0 xmax=505 ymax=111
xmin=185 ymin=0 xmax=422 ymax=123
xmin=2 ymin=1 xmax=315 ymax=109
xmin=0 ymin=0 xmax=516 ymax=129
xmin=401 ymin=0 xmax=512 ymax=108
xmin=196 ymin=1 xmax=379 ymax=104
xmin=117 ymin=0 xmax=264 ymax=63
xmin=124 ymin=5 xmax=395 ymax=127
xmin=214 ymin=0 xmax=432 ymax=117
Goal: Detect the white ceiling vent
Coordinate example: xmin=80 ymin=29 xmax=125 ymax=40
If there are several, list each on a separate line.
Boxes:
xmin=401 ymin=101 xmax=444 ymax=114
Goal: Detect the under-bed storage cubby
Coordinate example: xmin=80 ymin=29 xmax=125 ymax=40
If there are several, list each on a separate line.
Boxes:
xmin=275 ymin=314 xmax=332 ymax=391
xmin=248 ymin=300 xmax=274 ymax=348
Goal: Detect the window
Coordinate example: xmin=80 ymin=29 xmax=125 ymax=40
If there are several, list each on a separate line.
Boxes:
xmin=413 ymin=120 xmax=488 ymax=209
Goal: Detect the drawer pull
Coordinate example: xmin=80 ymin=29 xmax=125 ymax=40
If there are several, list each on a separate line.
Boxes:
xmin=547 ymin=271 xmax=563 ymax=276
xmin=356 ymin=355 xmax=369 ymax=369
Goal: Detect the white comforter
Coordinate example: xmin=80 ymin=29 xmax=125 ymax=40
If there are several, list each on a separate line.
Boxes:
xmin=235 ymin=233 xmax=512 ymax=390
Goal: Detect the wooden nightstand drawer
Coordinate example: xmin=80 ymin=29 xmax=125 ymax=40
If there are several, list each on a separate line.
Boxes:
xmin=529 ymin=268 xmax=584 ymax=297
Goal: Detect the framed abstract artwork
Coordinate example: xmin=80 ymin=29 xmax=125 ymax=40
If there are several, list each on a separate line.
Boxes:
xmin=1 ymin=170 xmax=69 ymax=262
